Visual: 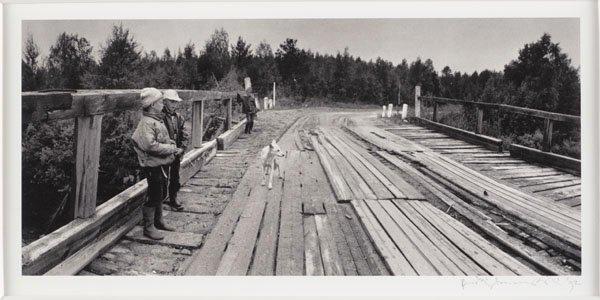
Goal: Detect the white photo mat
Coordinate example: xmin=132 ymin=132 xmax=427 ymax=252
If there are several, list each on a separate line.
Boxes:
xmin=2 ymin=0 xmax=599 ymax=298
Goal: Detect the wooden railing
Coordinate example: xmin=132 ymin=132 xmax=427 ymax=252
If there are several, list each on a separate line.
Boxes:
xmin=22 ymin=88 xmax=248 ymax=220
xmin=413 ymin=86 xmax=581 ymax=152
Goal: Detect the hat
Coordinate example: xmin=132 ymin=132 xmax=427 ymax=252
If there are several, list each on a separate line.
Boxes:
xmin=163 ymin=89 xmax=182 ymax=102
xmin=140 ymin=87 xmax=163 ymax=109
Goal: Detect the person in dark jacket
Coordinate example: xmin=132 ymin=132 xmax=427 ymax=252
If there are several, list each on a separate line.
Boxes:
xmin=132 ymin=88 xmax=183 ymax=240
xmin=162 ymin=89 xmax=188 ymax=211
xmin=237 ymin=93 xmax=258 ymax=134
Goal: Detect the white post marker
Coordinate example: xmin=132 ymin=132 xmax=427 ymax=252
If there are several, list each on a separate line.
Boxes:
xmin=382 ymin=106 xmax=386 ymax=118
xmin=244 ymin=77 xmax=252 ymax=91
xmin=401 ymin=104 xmax=408 ymax=121
xmin=263 ymin=97 xmax=268 ymax=110
xmin=388 ymin=103 xmax=393 ymax=118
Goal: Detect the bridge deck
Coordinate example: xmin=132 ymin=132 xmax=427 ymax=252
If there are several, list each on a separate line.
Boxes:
xmin=80 ymin=110 xmax=580 ymax=276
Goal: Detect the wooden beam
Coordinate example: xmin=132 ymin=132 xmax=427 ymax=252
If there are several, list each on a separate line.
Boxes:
xmin=509 ymin=143 xmax=580 ymax=175
xmin=543 ymin=118 xmax=554 ymax=152
xmin=192 ymin=100 xmax=204 ymax=148
xmin=72 ymin=114 xmax=103 ymax=218
xmin=217 ymin=118 xmax=247 ymax=150
xmin=421 ymin=96 xmax=580 ymax=124
xmin=225 ymin=97 xmax=233 ymax=130
xmin=414 ymin=85 xmax=421 ymax=118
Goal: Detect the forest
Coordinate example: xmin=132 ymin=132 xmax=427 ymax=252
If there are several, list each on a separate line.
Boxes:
xmin=21 ymin=25 xmax=581 ymax=243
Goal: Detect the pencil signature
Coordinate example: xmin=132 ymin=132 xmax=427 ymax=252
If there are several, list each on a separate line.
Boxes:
xmin=460 ymin=277 xmax=582 ymax=292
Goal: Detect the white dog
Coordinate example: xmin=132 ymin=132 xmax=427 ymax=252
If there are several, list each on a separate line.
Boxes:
xmin=260 ymin=139 xmax=285 ymax=189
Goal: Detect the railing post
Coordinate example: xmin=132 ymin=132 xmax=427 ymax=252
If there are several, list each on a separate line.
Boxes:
xmin=543 ymin=118 xmax=554 ymax=152
xmin=476 ymin=106 xmax=484 ymax=134
xmin=225 ymin=97 xmax=232 ymax=130
xmin=496 ymin=108 xmax=502 ymax=136
xmin=414 ymin=85 xmax=421 ymax=118
xmin=432 ymin=101 xmax=438 ymax=122
xmin=192 ymin=100 xmax=204 ymax=148
xmin=72 ymin=114 xmax=103 ymax=218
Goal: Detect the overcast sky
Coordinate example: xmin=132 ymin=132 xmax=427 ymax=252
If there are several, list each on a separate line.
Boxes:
xmin=22 ymin=18 xmax=579 ymax=74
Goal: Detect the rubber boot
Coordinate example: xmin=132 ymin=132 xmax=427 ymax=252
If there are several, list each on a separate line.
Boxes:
xmin=169 ymin=194 xmax=184 ymax=211
xmin=143 ymin=206 xmax=164 ymax=240
xmin=154 ymin=204 xmax=175 ymax=231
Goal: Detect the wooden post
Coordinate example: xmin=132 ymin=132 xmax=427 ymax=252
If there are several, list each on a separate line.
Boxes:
xmin=414 ymin=85 xmax=421 ymax=118
xmin=192 ymin=100 xmax=204 ymax=148
xmin=72 ymin=114 xmax=103 ymax=218
xmin=543 ymin=118 xmax=554 ymax=152
xmin=496 ymin=108 xmax=502 ymax=136
xmin=476 ymin=106 xmax=484 ymax=134
xmin=432 ymin=101 xmax=438 ymax=122
xmin=225 ymin=97 xmax=232 ymax=130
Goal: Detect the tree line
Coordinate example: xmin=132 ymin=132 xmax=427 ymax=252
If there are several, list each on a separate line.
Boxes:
xmin=22 ymin=25 xmax=579 ymax=116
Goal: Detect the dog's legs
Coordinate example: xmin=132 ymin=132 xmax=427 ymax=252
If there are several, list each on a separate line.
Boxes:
xmin=267 ymin=164 xmax=274 ymax=190
xmin=275 ymin=160 xmax=283 ymax=179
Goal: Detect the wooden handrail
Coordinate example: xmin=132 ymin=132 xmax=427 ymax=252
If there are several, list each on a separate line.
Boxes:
xmin=414 ymin=87 xmax=579 ymax=153
xmin=22 ymin=84 xmax=249 ymax=219
xmin=419 ymin=96 xmax=580 ymax=124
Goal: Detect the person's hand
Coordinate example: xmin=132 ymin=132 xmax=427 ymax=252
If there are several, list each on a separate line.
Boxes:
xmin=175 ymin=148 xmax=184 ymax=156
xmin=168 ymin=139 xmax=176 ymax=145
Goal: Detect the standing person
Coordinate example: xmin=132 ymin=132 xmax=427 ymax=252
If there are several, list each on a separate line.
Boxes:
xmin=237 ymin=92 xmax=258 ymax=134
xmin=131 ymin=88 xmax=183 ymax=240
xmin=162 ymin=89 xmax=187 ymax=211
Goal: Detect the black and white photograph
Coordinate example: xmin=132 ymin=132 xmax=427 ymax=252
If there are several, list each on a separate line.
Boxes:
xmin=3 ymin=0 xmax=599 ymax=298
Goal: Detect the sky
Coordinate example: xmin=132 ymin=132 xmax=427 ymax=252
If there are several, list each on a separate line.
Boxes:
xmin=22 ymin=18 xmax=579 ymax=74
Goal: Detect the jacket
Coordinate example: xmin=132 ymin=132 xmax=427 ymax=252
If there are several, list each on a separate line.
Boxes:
xmin=162 ymin=109 xmax=188 ymax=149
xmin=131 ymin=112 xmax=177 ymax=167
xmin=237 ymin=93 xmax=257 ymax=115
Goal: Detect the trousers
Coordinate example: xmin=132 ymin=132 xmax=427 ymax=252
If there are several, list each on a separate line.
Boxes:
xmin=142 ymin=166 xmax=169 ymax=207
xmin=245 ymin=113 xmax=255 ymax=133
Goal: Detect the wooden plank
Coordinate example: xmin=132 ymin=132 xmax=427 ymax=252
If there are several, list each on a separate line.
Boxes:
xmin=249 ymin=168 xmax=285 ymax=276
xmin=510 ymin=143 xmax=580 ymax=174
xmin=185 ymin=162 xmax=262 ymax=275
xmin=72 ymin=114 xmax=103 ymax=218
xmin=378 ymin=200 xmax=462 ymax=275
xmin=310 ymin=135 xmax=353 ymax=202
xmin=462 ymin=159 xmax=526 ymax=164
xmin=342 ymin=204 xmax=389 ymax=275
xmin=525 ymin=181 xmax=580 ymax=193
xmin=44 ymin=210 xmax=141 ymax=275
xmin=416 ymin=153 xmax=581 ymax=247
xmin=276 ymin=151 xmax=305 ymax=275
xmin=329 ymin=203 xmax=371 ymax=275
xmin=408 ymin=201 xmax=516 ymax=275
xmin=414 ymin=201 xmax=537 ymax=275
xmin=332 ymin=128 xmax=424 ymax=200
xmin=539 ymin=184 xmax=581 ymax=200
xmin=415 ymin=117 xmax=503 ymax=152
xmin=192 ymin=100 xmax=204 ymax=148
xmin=364 ymin=200 xmax=439 ymax=275
xmin=215 ymin=185 xmax=268 ymax=275
xmin=317 ymin=133 xmax=374 ymax=200
xmin=351 ymin=200 xmax=415 ymax=275
xmin=315 ymin=215 xmax=345 ymax=275
xmin=518 ymin=175 xmax=580 ymax=187
xmin=22 ymin=179 xmax=147 ymax=275
xmin=320 ymin=130 xmax=394 ymax=200
xmin=304 ymin=215 xmax=325 ymax=276
xmin=323 ymin=128 xmax=406 ymax=199
xmin=393 ymin=201 xmax=488 ymax=275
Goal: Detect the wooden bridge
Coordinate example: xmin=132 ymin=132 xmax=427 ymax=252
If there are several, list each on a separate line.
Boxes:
xmin=21 ymin=86 xmax=581 ymax=276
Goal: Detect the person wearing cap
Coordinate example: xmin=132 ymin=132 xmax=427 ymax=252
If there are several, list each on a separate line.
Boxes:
xmin=162 ymin=89 xmax=188 ymax=211
xmin=237 ymin=91 xmax=258 ymax=134
xmin=131 ymin=87 xmax=184 ymax=240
